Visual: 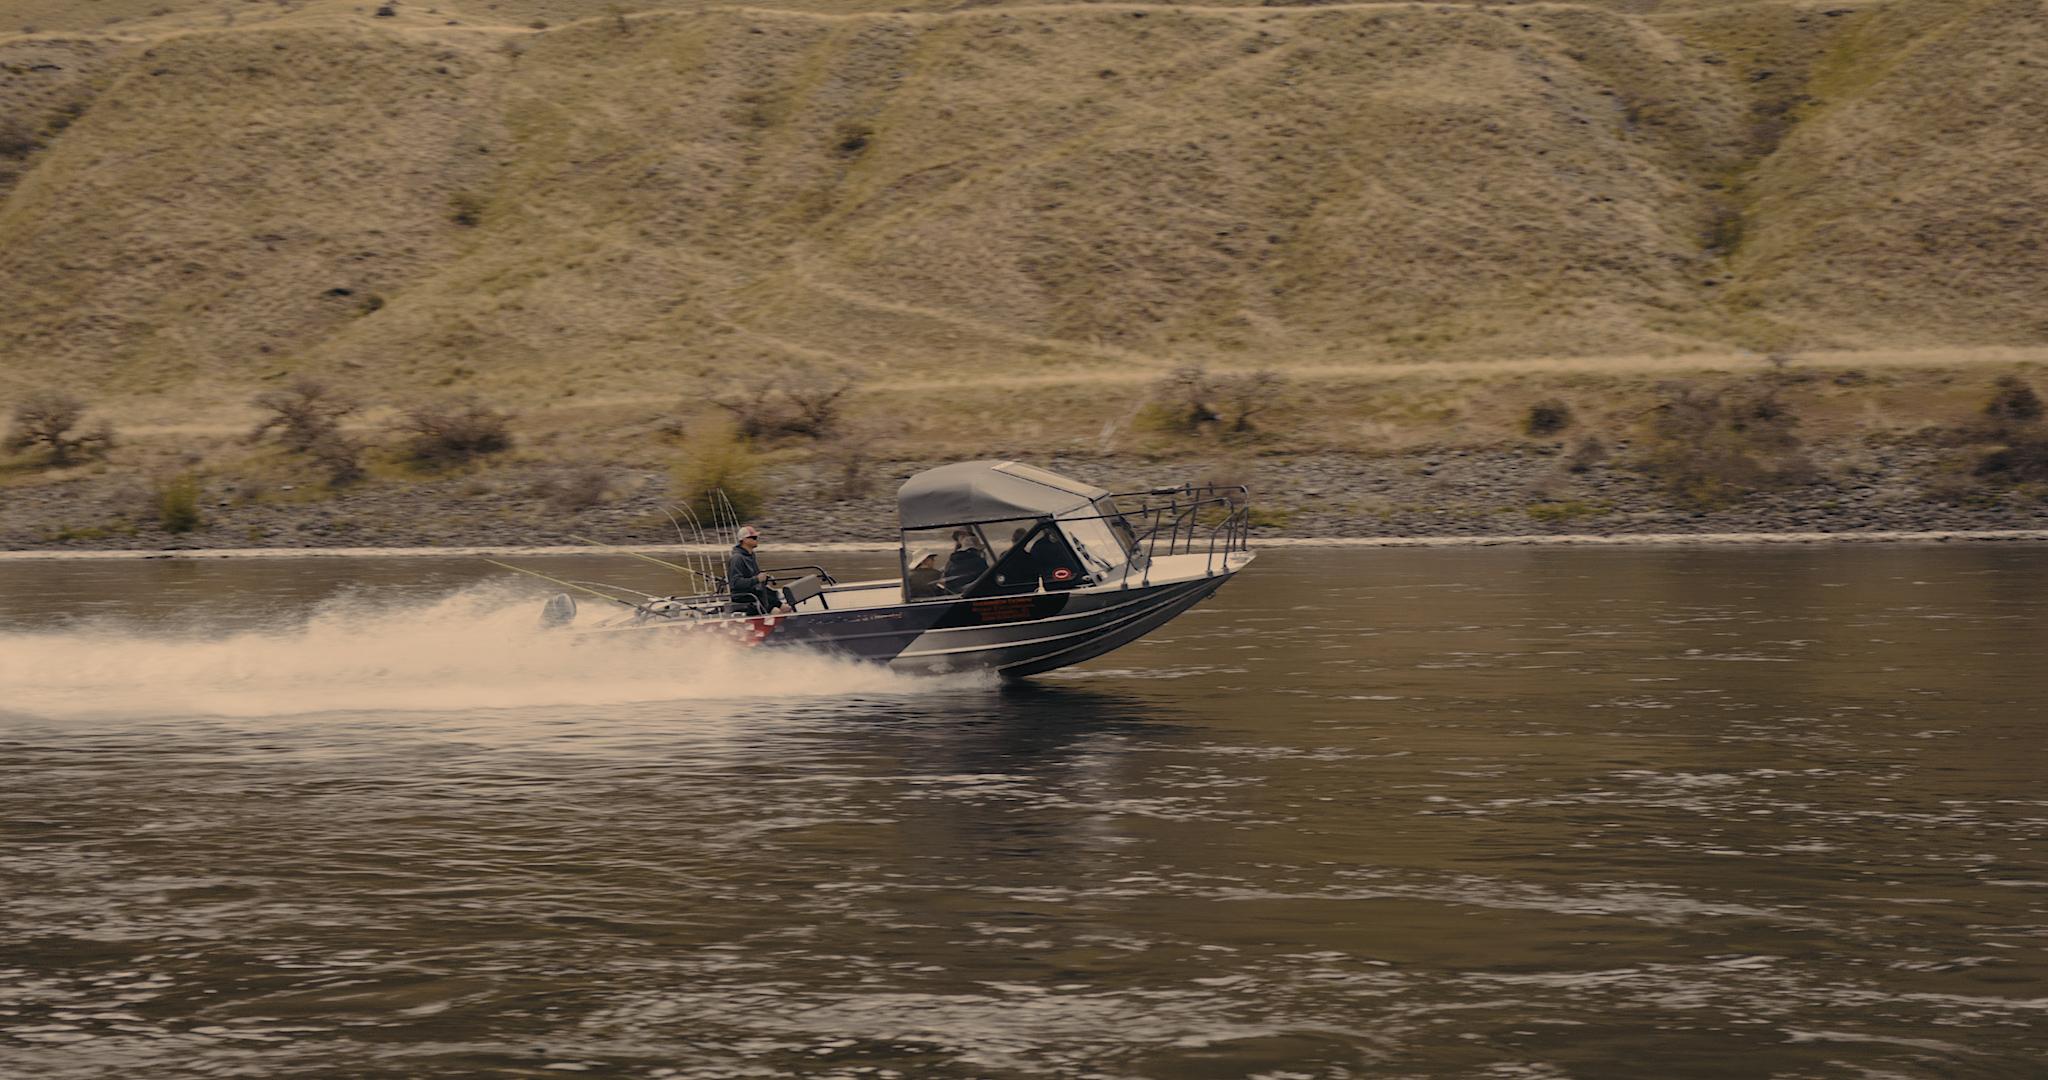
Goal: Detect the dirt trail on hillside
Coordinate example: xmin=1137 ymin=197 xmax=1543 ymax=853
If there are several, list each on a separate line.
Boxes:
xmin=871 ymin=345 xmax=2048 ymax=392
xmin=100 ymin=345 xmax=2048 ymax=437
xmin=472 ymin=2 xmax=1917 ymax=31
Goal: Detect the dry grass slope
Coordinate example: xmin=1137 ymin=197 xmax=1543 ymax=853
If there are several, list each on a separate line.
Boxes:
xmin=1733 ymin=0 xmax=2048 ymax=348
xmin=0 ymin=0 xmax=2042 ymax=412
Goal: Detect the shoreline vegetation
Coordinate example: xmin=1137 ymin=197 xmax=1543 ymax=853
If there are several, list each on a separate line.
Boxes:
xmin=5 ymin=353 xmax=2048 ymax=555
xmin=5 ymin=530 xmax=2048 ymax=563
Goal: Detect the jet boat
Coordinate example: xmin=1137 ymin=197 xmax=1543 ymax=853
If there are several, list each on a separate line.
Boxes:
xmin=516 ymin=460 xmax=1253 ymax=679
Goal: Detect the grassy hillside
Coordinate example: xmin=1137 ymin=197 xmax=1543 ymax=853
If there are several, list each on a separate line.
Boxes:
xmin=1731 ymin=0 xmax=2048 ymax=346
xmin=0 ymin=0 xmax=2043 ymax=413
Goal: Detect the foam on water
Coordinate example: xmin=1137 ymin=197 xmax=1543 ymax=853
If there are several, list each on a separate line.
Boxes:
xmin=0 ymin=584 xmax=946 ymax=719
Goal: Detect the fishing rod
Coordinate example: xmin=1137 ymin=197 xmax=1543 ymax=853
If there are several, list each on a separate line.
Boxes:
xmin=480 ymin=559 xmax=646 ymax=610
xmin=713 ymin=489 xmax=739 ymax=549
xmin=661 ymin=506 xmax=692 ymax=550
xmin=668 ymin=504 xmax=719 ymax=588
xmin=667 ymin=510 xmax=716 ymax=590
xmin=566 ymin=533 xmax=718 ymax=586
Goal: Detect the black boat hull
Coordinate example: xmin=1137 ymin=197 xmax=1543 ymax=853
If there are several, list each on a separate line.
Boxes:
xmin=591 ymin=565 xmax=1244 ymax=678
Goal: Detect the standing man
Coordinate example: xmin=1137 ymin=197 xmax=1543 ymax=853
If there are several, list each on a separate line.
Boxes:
xmin=726 ymin=524 xmax=782 ymax=614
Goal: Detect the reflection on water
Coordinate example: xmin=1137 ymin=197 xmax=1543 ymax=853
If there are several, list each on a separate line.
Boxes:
xmin=2 ymin=546 xmax=2045 ymax=1078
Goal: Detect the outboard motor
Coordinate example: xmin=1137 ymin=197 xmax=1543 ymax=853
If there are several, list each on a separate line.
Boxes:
xmin=539 ymin=592 xmax=577 ymax=629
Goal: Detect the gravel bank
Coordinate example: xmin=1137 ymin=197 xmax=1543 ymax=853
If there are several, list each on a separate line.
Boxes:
xmin=3 ymin=441 xmax=2043 ymax=554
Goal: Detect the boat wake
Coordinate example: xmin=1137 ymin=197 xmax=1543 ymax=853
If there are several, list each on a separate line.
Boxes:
xmin=0 ymin=585 xmax=958 ymax=721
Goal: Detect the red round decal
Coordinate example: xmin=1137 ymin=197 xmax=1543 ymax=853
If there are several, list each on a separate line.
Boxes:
xmin=1051 ymin=568 xmax=1072 ymax=581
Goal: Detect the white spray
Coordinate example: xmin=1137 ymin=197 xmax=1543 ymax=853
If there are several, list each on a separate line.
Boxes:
xmin=0 ymin=584 xmax=950 ymax=721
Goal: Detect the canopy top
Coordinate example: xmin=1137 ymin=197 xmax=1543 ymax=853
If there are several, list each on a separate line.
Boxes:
xmin=896 ymin=460 xmax=1109 ymax=531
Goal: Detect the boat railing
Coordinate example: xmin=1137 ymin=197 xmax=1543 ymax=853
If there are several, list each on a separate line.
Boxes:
xmin=645 ymin=572 xmax=838 ymax=618
xmin=883 ymin=482 xmax=1251 ymax=594
xmin=1094 ymin=483 xmax=1252 ymax=586
xmin=758 ymin=564 xmax=838 ymax=584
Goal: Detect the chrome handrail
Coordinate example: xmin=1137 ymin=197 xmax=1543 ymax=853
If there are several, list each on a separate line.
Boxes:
xmin=1077 ymin=483 xmax=1252 ymax=586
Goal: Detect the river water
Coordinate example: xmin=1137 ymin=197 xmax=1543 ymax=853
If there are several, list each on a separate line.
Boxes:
xmin=1 ymin=545 xmax=2043 ymax=1079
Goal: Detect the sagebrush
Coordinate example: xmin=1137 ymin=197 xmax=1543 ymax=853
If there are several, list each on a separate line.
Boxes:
xmin=1146 ymin=366 xmax=1285 ymax=435
xmin=5 ymin=390 xmax=115 ymax=466
xmin=537 ymin=463 xmax=616 ymax=512
xmin=1974 ymin=375 xmax=2048 ymax=483
xmin=711 ymin=366 xmax=861 ymax=441
xmin=396 ymin=398 xmax=513 ymax=467
xmin=1525 ymin=398 xmax=1573 ymax=436
xmin=250 ymin=378 xmax=358 ymax=451
xmin=1636 ymin=380 xmax=1813 ymax=505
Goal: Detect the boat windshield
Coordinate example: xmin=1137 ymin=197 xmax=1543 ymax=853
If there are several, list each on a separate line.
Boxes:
xmin=901 ymin=518 xmax=1087 ymax=600
xmin=1057 ymin=510 xmax=1128 ymax=578
xmin=1091 ymin=497 xmax=1139 ymax=557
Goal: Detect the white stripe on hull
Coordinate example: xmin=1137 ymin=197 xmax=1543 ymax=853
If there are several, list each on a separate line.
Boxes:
xmin=887 ymin=576 xmax=1226 ymax=675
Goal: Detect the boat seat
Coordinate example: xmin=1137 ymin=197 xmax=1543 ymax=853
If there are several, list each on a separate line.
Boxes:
xmin=781 ymin=574 xmax=827 ymax=609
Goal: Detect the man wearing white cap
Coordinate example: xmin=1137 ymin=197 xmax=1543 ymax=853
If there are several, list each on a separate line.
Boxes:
xmin=725 ymin=524 xmax=783 ymax=614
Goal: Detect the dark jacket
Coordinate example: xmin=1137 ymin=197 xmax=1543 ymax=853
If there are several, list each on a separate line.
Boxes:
xmin=726 ymin=543 xmax=771 ymax=605
xmin=942 ymin=547 xmax=990 ymax=592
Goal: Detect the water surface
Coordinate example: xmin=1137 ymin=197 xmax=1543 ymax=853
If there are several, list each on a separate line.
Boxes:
xmin=2 ymin=546 xmax=2044 ymax=1078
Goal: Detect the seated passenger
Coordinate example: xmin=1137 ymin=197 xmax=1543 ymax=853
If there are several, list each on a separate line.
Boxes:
xmin=905 ymin=552 xmax=944 ymax=600
xmin=941 ymin=529 xmax=990 ymax=593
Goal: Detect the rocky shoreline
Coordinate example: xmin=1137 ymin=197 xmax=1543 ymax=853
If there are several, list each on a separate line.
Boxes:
xmin=4 ymin=442 xmax=2045 ymax=554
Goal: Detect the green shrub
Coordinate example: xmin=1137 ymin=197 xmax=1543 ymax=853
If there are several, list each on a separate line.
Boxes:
xmin=672 ymin=430 xmax=765 ymax=523
xmin=1131 ymin=401 xmax=1190 ymax=434
xmin=155 ymin=473 xmax=202 ymax=533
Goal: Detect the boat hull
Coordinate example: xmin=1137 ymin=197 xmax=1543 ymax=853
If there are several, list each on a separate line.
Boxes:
xmin=888 ymin=572 xmax=1235 ymax=678
xmin=585 ymin=561 xmax=1247 ymax=679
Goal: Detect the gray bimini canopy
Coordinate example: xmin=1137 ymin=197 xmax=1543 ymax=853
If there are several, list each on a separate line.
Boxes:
xmin=897 ymin=460 xmax=1110 ymax=531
